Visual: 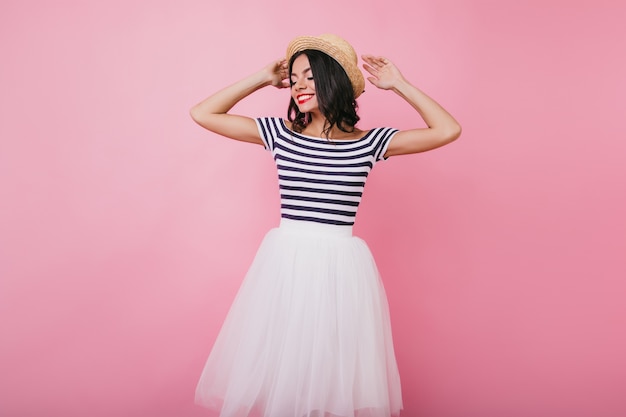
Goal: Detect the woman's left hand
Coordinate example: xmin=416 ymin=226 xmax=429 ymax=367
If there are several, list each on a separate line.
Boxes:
xmin=362 ymin=55 xmax=404 ymax=90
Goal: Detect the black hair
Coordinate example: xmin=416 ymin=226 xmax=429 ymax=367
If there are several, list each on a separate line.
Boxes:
xmin=287 ymin=50 xmax=359 ymax=138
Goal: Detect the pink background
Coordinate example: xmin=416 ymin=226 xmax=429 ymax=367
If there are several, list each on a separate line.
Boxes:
xmin=1 ymin=1 xmax=625 ymax=416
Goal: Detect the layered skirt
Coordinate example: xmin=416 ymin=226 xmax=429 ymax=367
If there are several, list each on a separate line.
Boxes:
xmin=195 ymin=219 xmax=402 ymax=417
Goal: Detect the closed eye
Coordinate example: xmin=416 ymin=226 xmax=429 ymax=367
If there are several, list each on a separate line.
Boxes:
xmin=290 ymin=77 xmax=314 ymax=87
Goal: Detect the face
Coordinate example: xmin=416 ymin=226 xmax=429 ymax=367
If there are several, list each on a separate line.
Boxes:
xmin=290 ymin=54 xmax=319 ymax=113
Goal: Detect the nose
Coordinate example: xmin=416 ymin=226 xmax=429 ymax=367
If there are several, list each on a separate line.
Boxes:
xmin=294 ymin=77 xmax=307 ymax=90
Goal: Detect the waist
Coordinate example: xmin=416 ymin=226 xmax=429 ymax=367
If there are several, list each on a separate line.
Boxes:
xmin=279 ymin=218 xmax=353 ymax=238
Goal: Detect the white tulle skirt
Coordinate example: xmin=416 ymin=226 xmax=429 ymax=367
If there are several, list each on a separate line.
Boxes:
xmin=195 ymin=219 xmax=402 ymax=417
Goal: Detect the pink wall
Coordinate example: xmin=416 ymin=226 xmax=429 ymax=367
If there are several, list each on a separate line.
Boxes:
xmin=1 ymin=1 xmax=625 ymax=416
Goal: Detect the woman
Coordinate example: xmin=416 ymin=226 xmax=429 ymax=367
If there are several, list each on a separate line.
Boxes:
xmin=191 ymin=34 xmax=461 ymax=417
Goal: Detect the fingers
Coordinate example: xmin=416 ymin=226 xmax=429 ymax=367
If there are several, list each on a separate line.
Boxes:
xmin=362 ymin=63 xmax=377 ymax=77
xmin=276 ymin=59 xmax=289 ymax=79
xmin=267 ymin=58 xmax=290 ymax=89
xmin=275 ymin=59 xmax=288 ymax=72
xmin=271 ymin=59 xmax=288 ymax=72
xmin=366 ymin=76 xmax=380 ymax=87
xmin=361 ymin=55 xmax=392 ymax=79
xmin=361 ymin=54 xmax=389 ymax=69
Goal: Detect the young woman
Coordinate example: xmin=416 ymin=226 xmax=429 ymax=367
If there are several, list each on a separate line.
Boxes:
xmin=191 ymin=34 xmax=461 ymax=417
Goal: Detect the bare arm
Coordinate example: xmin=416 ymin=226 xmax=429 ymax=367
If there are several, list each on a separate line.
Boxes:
xmin=190 ymin=59 xmax=290 ymax=145
xmin=362 ymin=55 xmax=461 ymax=157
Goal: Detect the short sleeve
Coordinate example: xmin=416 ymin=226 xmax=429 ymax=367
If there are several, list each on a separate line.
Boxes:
xmin=255 ymin=117 xmax=281 ymax=151
xmin=372 ymin=127 xmax=400 ymax=162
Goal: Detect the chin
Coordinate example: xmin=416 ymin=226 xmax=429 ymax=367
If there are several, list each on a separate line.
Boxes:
xmin=298 ymin=104 xmax=318 ymax=114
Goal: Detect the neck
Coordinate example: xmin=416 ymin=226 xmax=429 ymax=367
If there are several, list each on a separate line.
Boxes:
xmin=305 ymin=114 xmax=338 ymax=139
xmin=307 ymin=115 xmax=327 ymax=134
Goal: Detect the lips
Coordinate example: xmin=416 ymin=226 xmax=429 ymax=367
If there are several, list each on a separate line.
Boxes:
xmin=297 ymin=94 xmax=314 ymax=105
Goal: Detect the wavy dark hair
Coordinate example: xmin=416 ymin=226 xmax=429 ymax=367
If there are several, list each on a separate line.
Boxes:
xmin=287 ymin=50 xmax=359 ymax=138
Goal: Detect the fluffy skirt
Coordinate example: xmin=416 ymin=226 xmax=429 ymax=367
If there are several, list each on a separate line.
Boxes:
xmin=195 ymin=219 xmax=402 ymax=417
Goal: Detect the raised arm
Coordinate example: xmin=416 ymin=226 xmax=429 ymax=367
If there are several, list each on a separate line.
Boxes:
xmin=362 ymin=55 xmax=461 ymax=157
xmin=190 ymin=59 xmax=290 ymax=145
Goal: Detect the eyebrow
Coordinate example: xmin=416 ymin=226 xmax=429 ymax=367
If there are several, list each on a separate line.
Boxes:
xmin=290 ymin=67 xmax=312 ymax=77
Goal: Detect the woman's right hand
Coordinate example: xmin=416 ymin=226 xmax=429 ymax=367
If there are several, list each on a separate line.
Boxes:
xmin=265 ymin=59 xmax=290 ymax=89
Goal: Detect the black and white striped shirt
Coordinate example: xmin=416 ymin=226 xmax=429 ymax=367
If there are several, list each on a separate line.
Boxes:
xmin=256 ymin=117 xmax=398 ymax=226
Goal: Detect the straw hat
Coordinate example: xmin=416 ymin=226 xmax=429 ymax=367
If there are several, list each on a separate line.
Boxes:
xmin=286 ymin=34 xmax=365 ymax=99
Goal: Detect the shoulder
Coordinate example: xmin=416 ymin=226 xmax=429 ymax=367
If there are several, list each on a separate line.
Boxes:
xmin=257 ymin=117 xmax=289 ymax=131
xmin=369 ymin=126 xmax=400 ymax=140
xmin=256 ymin=117 xmax=294 ymax=148
xmin=367 ymin=127 xmax=400 ymax=161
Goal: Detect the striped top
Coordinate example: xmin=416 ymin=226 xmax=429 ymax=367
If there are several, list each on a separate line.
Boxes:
xmin=256 ymin=117 xmax=398 ymax=226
